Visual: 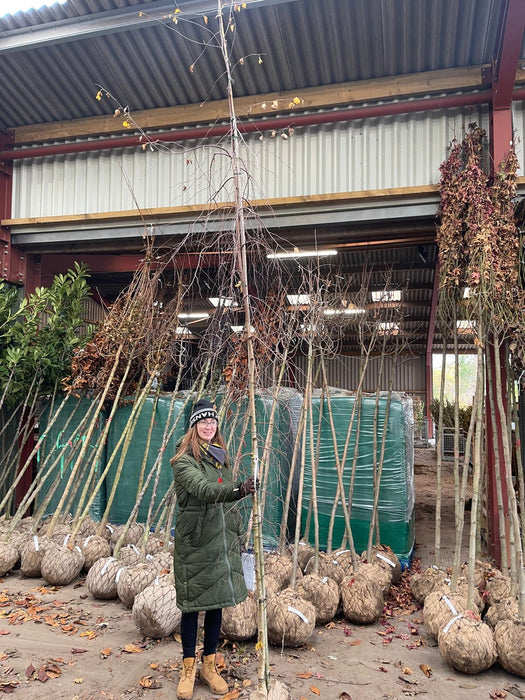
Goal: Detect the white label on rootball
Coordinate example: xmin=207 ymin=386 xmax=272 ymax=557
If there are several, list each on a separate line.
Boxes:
xmin=442 ymin=596 xmax=458 ymax=615
xmin=321 ymin=577 xmax=329 ymax=584
xmin=131 ymin=544 xmax=139 ymax=553
xmin=33 ymin=536 xmax=39 ymax=551
xmin=100 ymin=558 xmax=115 ymax=575
xmin=84 ymin=536 xmax=93 ymax=545
xmin=115 ymin=567 xmax=126 ymax=583
xmin=106 ymin=525 xmax=114 ymax=533
xmin=335 ymin=550 xmax=350 ymax=557
xmin=63 ymin=534 xmax=70 ymax=546
xmin=376 ymin=553 xmax=395 ymax=567
xmin=287 ymin=606 xmax=309 ymax=624
xmin=442 ymin=614 xmax=463 ymax=634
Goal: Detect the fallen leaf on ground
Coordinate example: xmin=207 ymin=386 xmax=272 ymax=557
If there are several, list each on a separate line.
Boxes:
xmin=222 ymin=690 xmax=240 ymax=700
xmin=490 ymin=692 xmax=507 ymax=699
xmin=139 ymin=676 xmax=161 ymax=689
xmin=45 ymin=664 xmax=61 ymax=678
xmin=100 ymin=647 xmax=111 ymax=659
xmin=296 ymin=672 xmax=312 ymax=679
xmin=419 ymin=664 xmax=432 ymax=678
xmin=79 ymin=630 xmax=97 ymax=640
xmin=71 ymin=648 xmax=87 ymax=654
xmin=123 ymin=643 xmax=143 ymax=654
xmin=0 ymin=681 xmax=18 ymax=693
xmin=349 ymin=640 xmax=361 ymax=646
xmin=242 ymin=679 xmax=252 ymax=687
xmin=149 ymin=662 xmax=158 ymax=670
xmin=398 ymin=675 xmax=418 ymax=685
xmin=310 ymin=688 xmax=320 ymax=696
xmin=37 ymin=667 xmax=49 ymax=683
xmin=0 ymin=631 xmax=9 ymax=636
xmin=25 ymin=664 xmax=35 ymax=678
xmin=402 ymin=667 xmax=413 ymax=674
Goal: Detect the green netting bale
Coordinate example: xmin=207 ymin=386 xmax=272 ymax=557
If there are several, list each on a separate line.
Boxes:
xmin=340 ymin=571 xmax=384 ymax=624
xmin=36 ymin=397 xmax=107 ymax=521
xmin=438 ymin=616 xmax=496 ymax=674
xmin=80 ymin=535 xmax=111 ymax=571
xmin=296 ymin=573 xmax=340 ymax=625
xmin=494 ymin=619 xmax=525 ymax=677
xmin=117 ymin=562 xmax=158 ymax=608
xmin=86 ymin=557 xmax=124 ymax=600
xmin=132 ymin=574 xmax=181 ymax=639
xmin=267 ymin=588 xmax=316 ymax=648
xmin=105 ymin=395 xmax=189 ymax=525
xmin=221 ymin=591 xmax=258 ymax=641
xmin=41 ymin=543 xmax=84 ymax=586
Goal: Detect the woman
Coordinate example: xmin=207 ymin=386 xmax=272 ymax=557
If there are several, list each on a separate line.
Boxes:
xmin=171 ymin=399 xmax=255 ymax=700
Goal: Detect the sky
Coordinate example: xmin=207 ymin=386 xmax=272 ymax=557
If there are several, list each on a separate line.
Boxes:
xmin=1 ymin=0 xmax=67 ymax=17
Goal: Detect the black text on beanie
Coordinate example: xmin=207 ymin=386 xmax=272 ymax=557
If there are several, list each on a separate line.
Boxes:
xmin=189 ymin=399 xmax=218 ymax=428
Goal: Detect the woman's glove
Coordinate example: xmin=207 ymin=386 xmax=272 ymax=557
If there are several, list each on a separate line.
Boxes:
xmin=238 ymin=477 xmax=256 ymax=498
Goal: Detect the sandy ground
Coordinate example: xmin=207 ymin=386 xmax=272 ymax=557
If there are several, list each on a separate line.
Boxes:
xmin=0 ymin=448 xmax=522 ymax=700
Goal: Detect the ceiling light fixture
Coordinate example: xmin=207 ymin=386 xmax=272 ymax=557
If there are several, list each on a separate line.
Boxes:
xmin=267 ymin=249 xmax=338 ymax=259
xmin=371 ymin=290 xmax=402 ymax=302
xmin=178 ymin=312 xmax=210 ymax=319
xmin=209 ymin=297 xmax=238 ymax=308
xmin=287 ymin=294 xmax=311 ymax=305
xmin=323 ymin=308 xmax=366 ymax=316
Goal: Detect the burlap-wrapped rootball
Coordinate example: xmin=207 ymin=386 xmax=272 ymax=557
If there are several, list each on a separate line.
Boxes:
xmin=221 ymin=591 xmax=258 ymax=641
xmin=423 ymin=591 xmax=471 ymax=640
xmin=484 ymin=598 xmax=519 ymax=629
xmin=41 ymin=544 xmax=85 ymax=586
xmin=452 ymin=577 xmax=483 ymax=612
xmin=117 ymin=544 xmax=142 ymax=566
xmin=18 ymin=517 xmax=36 ymax=532
xmin=364 ymin=545 xmax=402 ymax=584
xmin=144 ymin=536 xmax=166 ymax=556
xmin=340 ymin=571 xmax=384 ymax=624
xmin=86 ymin=557 xmax=125 ymax=600
xmin=259 ymin=574 xmax=281 ymax=600
xmin=101 ymin=524 xmax=116 ymax=542
xmin=484 ymin=571 xmax=512 ymax=606
xmin=289 ymin=541 xmax=316 ymax=572
xmin=80 ymin=535 xmax=112 ymax=571
xmin=494 ymin=619 xmax=525 ymax=677
xmin=0 ymin=541 xmax=20 ymax=576
xmin=48 ymin=525 xmax=73 ymax=545
xmin=265 ymin=553 xmax=298 ymax=588
xmin=460 ymin=560 xmax=495 ymax=591
xmin=304 ymin=553 xmax=345 ymax=584
xmin=267 ymin=588 xmax=316 ymax=648
xmin=357 ymin=562 xmax=391 ymax=597
xmin=76 ymin=516 xmax=98 ymax=538
xmin=438 ymin=615 xmax=496 ymax=674
xmin=332 ymin=549 xmax=354 ymax=572
xmin=410 ymin=566 xmax=448 ymax=604
xmin=20 ymin=535 xmax=52 ymax=577
xmin=110 ymin=523 xmax=145 ymax=547
xmin=295 ymin=573 xmax=340 ymax=625
xmin=117 ymin=562 xmax=157 ymax=608
xmin=150 ymin=551 xmax=172 ymax=574
xmin=132 ymin=575 xmax=181 ymax=638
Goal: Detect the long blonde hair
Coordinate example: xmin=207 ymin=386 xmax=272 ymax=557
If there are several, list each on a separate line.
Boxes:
xmin=171 ymin=424 xmax=228 ymax=465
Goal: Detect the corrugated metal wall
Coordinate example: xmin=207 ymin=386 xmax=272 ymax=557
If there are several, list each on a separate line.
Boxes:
xmin=291 ymin=354 xmax=426 ymax=402
xmin=11 ymin=104 xmax=493 ymax=219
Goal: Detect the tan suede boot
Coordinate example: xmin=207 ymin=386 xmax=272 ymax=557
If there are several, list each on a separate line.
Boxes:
xmin=177 ymin=657 xmax=197 ymax=700
xmin=200 ymin=654 xmax=228 ymax=695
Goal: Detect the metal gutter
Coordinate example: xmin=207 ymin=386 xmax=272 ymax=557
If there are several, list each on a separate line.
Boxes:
xmin=5 ymin=88 xmax=525 ymax=162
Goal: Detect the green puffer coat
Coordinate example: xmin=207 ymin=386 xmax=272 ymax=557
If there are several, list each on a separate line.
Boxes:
xmin=172 ymin=449 xmax=248 ymax=613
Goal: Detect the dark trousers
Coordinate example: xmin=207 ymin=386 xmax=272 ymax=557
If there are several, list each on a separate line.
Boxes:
xmin=180 ymin=609 xmax=223 ymax=659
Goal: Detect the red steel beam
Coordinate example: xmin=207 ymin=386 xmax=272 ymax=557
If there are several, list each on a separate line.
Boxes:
xmin=491 ymin=0 xmax=525 ymax=110
xmin=425 ymin=260 xmax=440 ymax=439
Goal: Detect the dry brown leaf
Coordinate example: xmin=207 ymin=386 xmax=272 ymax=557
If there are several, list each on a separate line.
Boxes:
xmin=0 ymin=630 xmax=9 ymax=636
xmin=402 ymin=667 xmax=413 ymax=675
xmin=139 ymin=676 xmax=161 ymax=689
xmin=100 ymin=648 xmax=111 ymax=659
xmin=349 ymin=640 xmax=361 ymax=646
xmin=45 ymin=664 xmax=61 ymax=679
xmin=296 ymin=672 xmax=313 ymax=679
xmin=419 ymin=664 xmax=432 ymax=678
xmin=79 ymin=630 xmax=97 ymax=640
xmin=123 ymin=643 xmax=143 ymax=654
xmin=149 ymin=662 xmax=159 ymax=670
xmin=310 ymin=687 xmax=321 ymax=696
xmin=242 ymin=679 xmax=252 ymax=687
xmin=221 ymin=690 xmax=240 ymax=700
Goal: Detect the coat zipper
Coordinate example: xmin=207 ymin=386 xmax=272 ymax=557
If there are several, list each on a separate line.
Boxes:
xmin=220 ymin=504 xmax=237 ymax=605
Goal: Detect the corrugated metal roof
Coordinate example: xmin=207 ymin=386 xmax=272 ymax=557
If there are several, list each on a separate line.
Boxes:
xmin=0 ymin=0 xmax=522 ymax=130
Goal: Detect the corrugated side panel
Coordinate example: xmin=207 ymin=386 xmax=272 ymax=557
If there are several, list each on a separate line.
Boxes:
xmin=512 ymin=100 xmax=525 ymax=178
xmin=11 ymin=105 xmax=489 ymax=219
xmin=292 ymin=354 xmax=426 ymax=401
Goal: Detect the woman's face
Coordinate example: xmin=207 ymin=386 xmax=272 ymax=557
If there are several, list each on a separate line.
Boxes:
xmin=196 ymin=418 xmax=218 ymax=442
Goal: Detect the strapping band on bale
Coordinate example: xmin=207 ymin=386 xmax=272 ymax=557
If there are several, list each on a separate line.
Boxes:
xmin=335 ymin=550 xmax=351 ymax=557
xmin=287 ymin=606 xmax=309 ymax=624
xmin=100 ymin=557 xmax=116 ymax=576
xmin=376 ymin=553 xmax=396 ymax=567
xmin=84 ymin=535 xmax=93 ymax=545
xmin=443 ymin=614 xmax=463 ymax=634
xmin=442 ymin=595 xmax=458 ymax=615
xmin=115 ymin=567 xmax=126 ymax=583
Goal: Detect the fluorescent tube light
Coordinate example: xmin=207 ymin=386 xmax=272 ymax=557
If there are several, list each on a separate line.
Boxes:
xmin=209 ymin=297 xmax=238 ymax=308
xmin=178 ymin=312 xmax=210 ymax=319
xmin=287 ymin=294 xmax=311 ymax=305
xmin=267 ymin=249 xmax=338 ymax=259
xmin=371 ymin=290 xmax=402 ymax=302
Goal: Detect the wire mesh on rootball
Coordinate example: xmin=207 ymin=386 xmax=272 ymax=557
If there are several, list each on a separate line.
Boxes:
xmin=41 ymin=543 xmax=84 ymax=586
xmin=86 ymin=556 xmax=124 ymax=600
xmin=295 ymin=573 xmax=340 ymax=625
xmin=80 ymin=535 xmax=111 ymax=571
xmin=304 ymin=552 xmax=347 ymax=584
xmin=483 ymin=598 xmax=519 ymax=629
xmin=484 ymin=571 xmax=512 ymax=606
xmin=340 ymin=571 xmax=384 ymax=624
xmin=110 ymin=523 xmax=145 ymax=547
xmin=494 ymin=619 xmax=525 ymax=678
xmin=117 ymin=544 xmax=142 ymax=566
xmin=363 ymin=544 xmax=401 ymax=584
xmin=20 ymin=535 xmax=52 ymax=577
xmin=438 ymin=615 xmax=497 ymax=674
xmin=423 ymin=591 xmax=471 ymax=640
xmin=267 ymin=588 xmax=316 ymax=648
xmin=357 ymin=562 xmax=391 ymax=597
xmin=460 ymin=560 xmax=495 ymax=591
xmin=264 ymin=552 xmax=297 ymax=589
xmin=132 ymin=575 xmax=181 ymax=639
xmin=289 ymin=541 xmax=316 ymax=572
xmin=0 ymin=541 xmax=19 ymax=576
xmin=220 ymin=591 xmax=258 ymax=641
xmin=410 ymin=566 xmax=449 ymax=604
xmin=116 ymin=562 xmax=157 ymax=608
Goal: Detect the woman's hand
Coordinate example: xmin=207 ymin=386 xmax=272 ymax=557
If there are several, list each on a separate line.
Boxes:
xmin=238 ymin=477 xmax=256 ymax=498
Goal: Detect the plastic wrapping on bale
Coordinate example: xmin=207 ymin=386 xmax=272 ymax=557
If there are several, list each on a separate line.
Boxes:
xmin=357 ymin=562 xmax=392 ymax=597
xmin=267 ymin=588 xmax=316 ymax=648
xmin=20 ymin=535 xmax=52 ymax=577
xmin=438 ymin=615 xmax=496 ymax=674
xmin=221 ymin=591 xmax=258 ymax=641
xmin=117 ymin=544 xmax=142 ymax=566
xmin=295 ymin=573 xmax=340 ymax=625
xmin=86 ymin=557 xmax=125 ymax=600
xmin=494 ymin=619 xmax=525 ymax=678
xmin=0 ymin=541 xmax=19 ymax=576
xmin=110 ymin=523 xmax=145 ymax=547
xmin=485 ymin=571 xmax=512 ymax=606
xmin=410 ymin=566 xmax=449 ymax=604
xmin=304 ymin=552 xmax=346 ymax=584
xmin=289 ymin=541 xmax=316 ymax=572
xmin=340 ymin=571 xmax=384 ymax=624
xmin=117 ymin=562 xmax=158 ymax=608
xmin=423 ymin=591 xmax=471 ymax=640
xmin=132 ymin=574 xmax=181 ymax=639
xmin=265 ymin=552 xmax=298 ymax=588
xmin=41 ymin=544 xmax=85 ymax=586
xmin=484 ymin=598 xmax=519 ymax=629
xmin=363 ymin=544 xmax=402 ymax=584
xmin=80 ymin=535 xmax=112 ymax=571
